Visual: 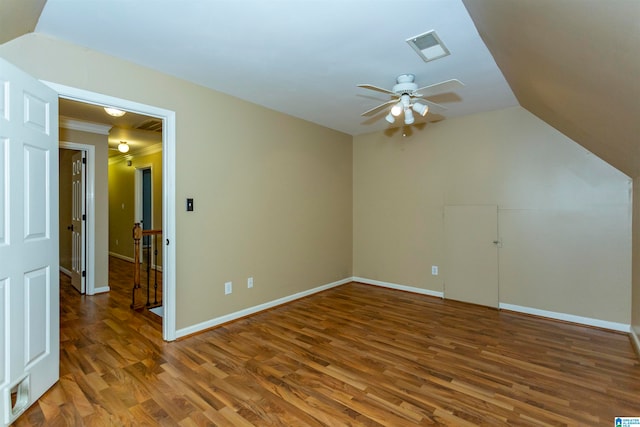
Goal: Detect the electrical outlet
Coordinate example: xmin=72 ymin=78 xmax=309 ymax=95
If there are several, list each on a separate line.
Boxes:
xmin=247 ymin=277 xmax=253 ymax=288
xmin=431 ymin=265 xmax=439 ymax=276
xmin=224 ymin=281 xmax=232 ymax=295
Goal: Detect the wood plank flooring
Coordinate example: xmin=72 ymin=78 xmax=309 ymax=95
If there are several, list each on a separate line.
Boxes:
xmin=14 ymin=260 xmax=640 ymax=425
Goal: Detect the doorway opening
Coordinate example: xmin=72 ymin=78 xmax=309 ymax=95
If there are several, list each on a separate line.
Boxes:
xmin=48 ymin=81 xmax=176 ymax=341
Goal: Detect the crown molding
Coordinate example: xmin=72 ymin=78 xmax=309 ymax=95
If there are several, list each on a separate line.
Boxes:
xmin=59 ymin=116 xmax=112 ymax=135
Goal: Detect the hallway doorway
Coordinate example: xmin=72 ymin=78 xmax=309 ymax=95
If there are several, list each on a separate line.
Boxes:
xmin=51 ymin=82 xmax=177 ymax=341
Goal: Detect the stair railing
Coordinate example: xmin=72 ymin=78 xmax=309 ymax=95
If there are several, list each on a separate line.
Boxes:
xmin=131 ymin=223 xmax=163 ymax=310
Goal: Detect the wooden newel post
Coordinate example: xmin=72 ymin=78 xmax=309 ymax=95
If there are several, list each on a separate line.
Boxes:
xmin=131 ymin=223 xmax=144 ymax=310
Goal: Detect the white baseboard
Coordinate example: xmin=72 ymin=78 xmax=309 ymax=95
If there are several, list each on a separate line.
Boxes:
xmin=60 ymin=266 xmax=109 ymax=294
xmin=175 ymin=277 xmax=352 ymax=339
xmin=351 ymin=276 xmax=630 ymax=333
xmin=631 ymin=326 xmax=640 ymax=357
xmin=109 ymin=251 xmax=163 ymax=271
xmin=499 ymin=303 xmax=631 ymax=333
xmin=352 ymin=276 xmax=444 ymax=298
xmin=175 ymin=275 xmax=632 ymax=339
xmin=109 ymin=251 xmax=134 ymax=263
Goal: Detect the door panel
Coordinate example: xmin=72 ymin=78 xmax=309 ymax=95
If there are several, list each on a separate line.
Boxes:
xmin=444 ymin=205 xmax=499 ymax=308
xmin=24 ymin=145 xmax=49 ymax=239
xmin=0 ymin=138 xmax=5 ymax=245
xmin=0 ymin=58 xmax=59 ymax=426
xmin=0 ymin=279 xmax=6 ymax=387
xmin=25 ymin=268 xmax=49 ymax=366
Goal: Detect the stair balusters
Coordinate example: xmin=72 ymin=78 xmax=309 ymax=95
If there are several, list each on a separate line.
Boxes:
xmin=131 ymin=223 xmax=162 ymax=310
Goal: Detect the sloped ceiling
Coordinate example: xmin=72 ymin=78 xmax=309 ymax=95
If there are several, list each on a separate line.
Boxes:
xmin=32 ymin=0 xmax=518 ymax=136
xmin=1 ymin=0 xmax=637 ymax=178
xmin=463 ymin=0 xmax=640 ymax=178
xmin=0 ymin=0 xmax=46 ymax=45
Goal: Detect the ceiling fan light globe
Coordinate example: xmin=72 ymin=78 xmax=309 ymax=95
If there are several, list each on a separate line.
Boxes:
xmin=391 ymin=103 xmax=403 ymax=117
xmin=404 ymin=109 xmax=415 ymax=125
xmin=412 ymin=102 xmax=429 ymax=116
xmin=385 ymin=113 xmax=396 ymax=124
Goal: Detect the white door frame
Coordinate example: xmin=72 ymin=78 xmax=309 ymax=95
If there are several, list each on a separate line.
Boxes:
xmin=59 ymin=142 xmax=96 ymax=295
xmin=44 ymin=81 xmax=177 ymax=342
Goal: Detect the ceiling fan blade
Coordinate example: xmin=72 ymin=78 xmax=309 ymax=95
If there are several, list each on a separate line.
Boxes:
xmin=361 ymin=99 xmax=398 ymax=116
xmin=413 ymin=79 xmax=465 ymax=98
xmin=357 ymin=84 xmax=397 ymax=96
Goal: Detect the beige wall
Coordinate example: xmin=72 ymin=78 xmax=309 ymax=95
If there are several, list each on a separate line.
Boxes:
xmin=108 ymin=149 xmax=163 ymax=263
xmin=354 ymin=106 xmax=631 ymax=324
xmin=1 ymin=32 xmax=634 ymax=334
xmin=0 ymin=33 xmax=353 ymax=329
xmin=633 ymin=179 xmax=640 ymax=345
xmin=59 ymin=128 xmax=110 ymax=289
xmin=108 ymin=158 xmax=134 ymax=258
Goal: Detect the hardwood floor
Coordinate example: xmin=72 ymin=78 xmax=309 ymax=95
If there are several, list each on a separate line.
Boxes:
xmin=15 ymin=264 xmax=640 ymax=426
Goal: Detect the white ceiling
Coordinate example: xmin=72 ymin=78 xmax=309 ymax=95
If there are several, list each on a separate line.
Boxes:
xmin=36 ymin=0 xmax=518 ymax=136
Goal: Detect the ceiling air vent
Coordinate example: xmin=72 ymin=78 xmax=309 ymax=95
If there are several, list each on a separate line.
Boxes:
xmin=135 ymin=118 xmax=163 ymax=132
xmin=406 ymin=30 xmax=450 ymax=63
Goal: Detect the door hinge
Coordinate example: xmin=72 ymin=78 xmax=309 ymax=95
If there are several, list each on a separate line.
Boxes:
xmin=82 ymin=157 xmax=86 ymax=164
xmin=82 ymin=214 xmax=86 ymax=221
xmin=82 ymin=271 xmax=86 ymax=277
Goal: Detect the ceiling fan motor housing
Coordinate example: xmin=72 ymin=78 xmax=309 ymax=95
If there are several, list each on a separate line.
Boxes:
xmin=393 ymin=74 xmax=418 ymax=95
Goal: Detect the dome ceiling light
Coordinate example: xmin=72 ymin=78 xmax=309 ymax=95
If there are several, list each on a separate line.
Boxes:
xmin=104 ymin=107 xmax=126 ymax=117
xmin=117 ymin=141 xmax=130 ymax=153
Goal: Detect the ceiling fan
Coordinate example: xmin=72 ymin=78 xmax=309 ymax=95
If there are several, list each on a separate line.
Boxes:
xmin=358 ymin=74 xmax=464 ymax=125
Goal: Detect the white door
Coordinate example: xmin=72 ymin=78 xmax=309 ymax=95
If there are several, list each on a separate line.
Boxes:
xmin=444 ymin=205 xmax=499 ymax=308
xmin=0 ymin=58 xmax=60 ymax=425
xmin=71 ymin=150 xmax=86 ymax=293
